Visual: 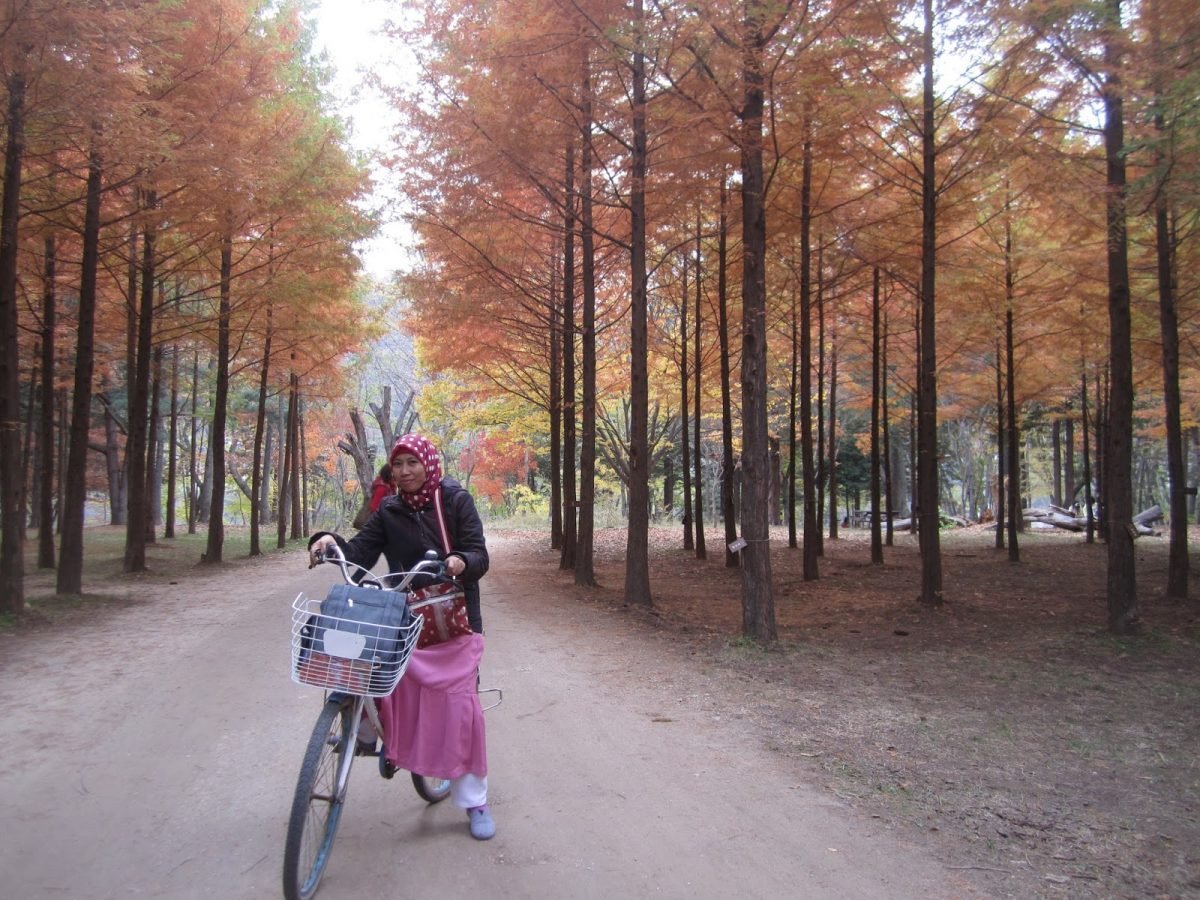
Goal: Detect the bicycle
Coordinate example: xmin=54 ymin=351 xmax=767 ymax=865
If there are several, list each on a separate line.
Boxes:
xmin=283 ymin=547 xmax=500 ymax=900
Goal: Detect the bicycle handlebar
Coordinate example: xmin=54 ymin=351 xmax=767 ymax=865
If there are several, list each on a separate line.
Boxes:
xmin=313 ymin=543 xmax=455 ymax=593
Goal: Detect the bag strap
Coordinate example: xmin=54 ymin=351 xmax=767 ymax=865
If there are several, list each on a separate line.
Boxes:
xmin=432 ymin=485 xmax=453 ymax=556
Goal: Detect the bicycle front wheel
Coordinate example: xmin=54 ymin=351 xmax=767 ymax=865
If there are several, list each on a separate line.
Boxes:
xmin=283 ymin=697 xmax=355 ymax=900
xmin=411 ymin=773 xmax=452 ymax=804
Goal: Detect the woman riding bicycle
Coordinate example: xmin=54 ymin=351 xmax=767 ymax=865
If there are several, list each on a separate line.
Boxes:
xmin=307 ymin=433 xmax=496 ymax=840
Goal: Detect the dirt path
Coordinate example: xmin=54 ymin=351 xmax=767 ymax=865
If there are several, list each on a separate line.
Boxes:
xmin=0 ymin=535 xmax=992 ymax=899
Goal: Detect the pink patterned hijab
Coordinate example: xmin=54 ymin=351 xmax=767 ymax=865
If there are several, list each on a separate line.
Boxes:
xmin=389 ymin=433 xmax=443 ymax=510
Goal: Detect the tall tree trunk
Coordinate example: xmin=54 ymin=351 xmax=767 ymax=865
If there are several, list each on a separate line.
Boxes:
xmin=188 ymin=349 xmax=199 ymax=533
xmin=1005 ymin=210 xmax=1020 ymax=563
xmin=1101 ymin=0 xmax=1137 ymax=633
xmin=1082 ymin=367 xmax=1095 ymax=542
xmin=147 ymin=341 xmax=163 ymax=538
xmin=881 ymin=310 xmax=893 ymax=546
xmin=1052 ymin=419 xmax=1063 ymax=508
xmin=277 ymin=387 xmax=292 ymax=550
xmin=0 ymin=72 xmax=27 ymax=614
xmin=1005 ymin=290 xmax=1020 ymax=562
xmin=294 ymin=400 xmax=304 ymax=535
xmin=909 ymin=382 xmax=917 ymax=533
xmin=38 ymin=234 xmax=56 ymax=568
xmin=769 ymin=436 xmax=781 ymax=526
xmin=20 ymin=361 xmax=35 ymax=532
xmin=292 ymin=380 xmax=304 ymax=537
xmin=120 ymin=222 xmax=136 ymax=528
xmin=660 ymin=453 xmax=671 ymax=515
xmin=717 ymin=178 xmax=739 ymax=568
xmin=98 ymin=385 xmax=126 ymax=524
xmin=680 ymin=252 xmax=693 ymax=550
xmin=125 ymin=191 xmax=156 ymax=572
xmin=1065 ymin=417 xmax=1076 ymax=510
xmin=693 ymin=213 xmax=706 ymax=560
xmin=917 ymin=0 xmax=943 ymax=604
xmin=58 ymin=143 xmax=103 ymax=595
xmin=577 ymin=54 xmax=598 ymax=590
xmin=1095 ymin=367 xmax=1106 ymax=538
xmin=799 ymin=137 xmax=817 ymax=581
xmin=787 ymin=280 xmax=798 ymax=551
xmin=250 ymin=304 xmax=272 ymax=557
xmin=624 ymin=4 xmax=650 ymax=603
xmin=814 ymin=242 xmax=826 ymax=556
xmin=738 ymin=0 xmax=776 ymax=640
xmin=549 ymin=235 xmax=562 ymax=550
xmin=56 ymin=389 xmax=67 ymax=534
xmin=560 ymin=140 xmax=577 ymax=571
xmin=0 ymin=69 xmax=25 ymax=611
xmin=1156 ymin=204 xmax=1188 ymax=600
xmin=261 ymin=410 xmax=273 ymax=526
xmin=870 ymin=268 xmax=883 ymax=564
xmin=827 ymin=319 xmax=839 ymax=540
xmin=995 ymin=340 xmax=1006 ymax=550
xmin=1149 ymin=2 xmax=1188 ymax=599
xmin=165 ymin=345 xmax=178 ymax=539
xmin=204 ymin=224 xmax=233 ymax=564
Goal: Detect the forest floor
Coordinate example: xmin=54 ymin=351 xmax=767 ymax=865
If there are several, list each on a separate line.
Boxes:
xmin=495 ymin=522 xmax=1200 ymax=899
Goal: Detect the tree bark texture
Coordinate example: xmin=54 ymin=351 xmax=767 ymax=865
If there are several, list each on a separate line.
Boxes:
xmin=799 ymin=138 xmax=818 ymax=581
xmin=870 ymin=268 xmax=883 ymax=564
xmin=738 ymin=0 xmax=776 ymax=641
xmin=58 ymin=143 xmax=103 ymax=595
xmin=1102 ymin=0 xmax=1138 ymax=633
xmin=693 ymin=217 xmax=706 ymax=560
xmin=38 ymin=234 xmax=56 ymax=568
xmin=560 ymin=131 xmax=577 ymax=571
xmin=250 ymin=305 xmax=272 ymax=557
xmin=576 ymin=50 xmax=598 ymax=589
xmin=203 ymin=225 xmax=233 ymax=564
xmin=1005 ymin=212 xmax=1020 ymax=563
xmin=717 ymin=178 xmax=739 ymax=569
xmin=917 ymin=0 xmax=943 ymax=604
xmin=623 ymin=7 xmax=651 ymax=603
xmin=680 ymin=253 xmax=693 ymax=551
xmin=125 ymin=192 xmax=156 ymax=573
xmin=0 ymin=69 xmax=25 ymax=612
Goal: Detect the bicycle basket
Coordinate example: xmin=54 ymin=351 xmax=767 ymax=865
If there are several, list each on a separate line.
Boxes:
xmin=291 ymin=586 xmax=423 ymax=697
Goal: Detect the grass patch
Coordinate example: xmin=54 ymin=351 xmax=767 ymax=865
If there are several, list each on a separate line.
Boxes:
xmin=15 ymin=525 xmax=309 ymax=604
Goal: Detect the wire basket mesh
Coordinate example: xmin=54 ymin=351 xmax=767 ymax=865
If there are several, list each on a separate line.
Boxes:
xmin=290 ymin=592 xmax=423 ymax=697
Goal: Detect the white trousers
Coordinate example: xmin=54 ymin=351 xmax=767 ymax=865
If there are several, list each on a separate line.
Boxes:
xmin=450 ymin=773 xmax=488 ymax=809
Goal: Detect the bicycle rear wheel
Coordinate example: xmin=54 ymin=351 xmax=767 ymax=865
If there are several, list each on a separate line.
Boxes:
xmin=411 ymin=773 xmax=452 ymax=803
xmin=283 ymin=697 xmax=355 ymax=900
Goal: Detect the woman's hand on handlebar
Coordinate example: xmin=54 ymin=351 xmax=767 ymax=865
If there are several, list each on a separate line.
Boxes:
xmin=444 ymin=553 xmax=466 ymax=578
xmin=309 ymin=535 xmax=338 ymax=569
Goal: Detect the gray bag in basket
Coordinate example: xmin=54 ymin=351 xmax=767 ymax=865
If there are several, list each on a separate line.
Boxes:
xmin=299 ymin=584 xmax=415 ymax=693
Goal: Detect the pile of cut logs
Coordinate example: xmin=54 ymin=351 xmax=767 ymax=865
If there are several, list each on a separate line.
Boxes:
xmin=1022 ymin=504 xmax=1163 ymax=536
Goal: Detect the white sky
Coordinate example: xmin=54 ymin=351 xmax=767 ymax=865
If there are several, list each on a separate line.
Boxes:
xmin=310 ymin=0 xmax=415 ymax=281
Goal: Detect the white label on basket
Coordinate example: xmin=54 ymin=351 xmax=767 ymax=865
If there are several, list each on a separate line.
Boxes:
xmin=323 ymin=630 xmax=367 ymax=659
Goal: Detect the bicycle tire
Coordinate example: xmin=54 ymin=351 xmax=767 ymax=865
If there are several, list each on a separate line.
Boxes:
xmin=283 ymin=697 xmax=355 ymax=900
xmin=411 ymin=772 xmax=452 ymax=804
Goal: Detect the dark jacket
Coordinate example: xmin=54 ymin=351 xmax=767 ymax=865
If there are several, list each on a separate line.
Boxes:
xmin=310 ymin=477 xmax=489 ymax=632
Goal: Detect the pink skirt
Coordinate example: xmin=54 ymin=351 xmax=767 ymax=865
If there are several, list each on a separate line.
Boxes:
xmin=377 ymin=632 xmax=487 ymax=779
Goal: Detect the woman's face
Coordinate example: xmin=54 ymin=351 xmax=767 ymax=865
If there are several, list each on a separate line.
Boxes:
xmin=391 ymin=453 xmax=426 ymax=493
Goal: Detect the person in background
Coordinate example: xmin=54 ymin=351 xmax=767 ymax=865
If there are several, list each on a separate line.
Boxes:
xmin=308 ymin=433 xmax=495 ymax=840
xmin=368 ymin=462 xmax=394 ymax=513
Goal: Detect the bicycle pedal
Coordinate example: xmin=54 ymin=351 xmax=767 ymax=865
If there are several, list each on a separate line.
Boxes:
xmin=355 ymin=740 xmax=378 ymax=757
